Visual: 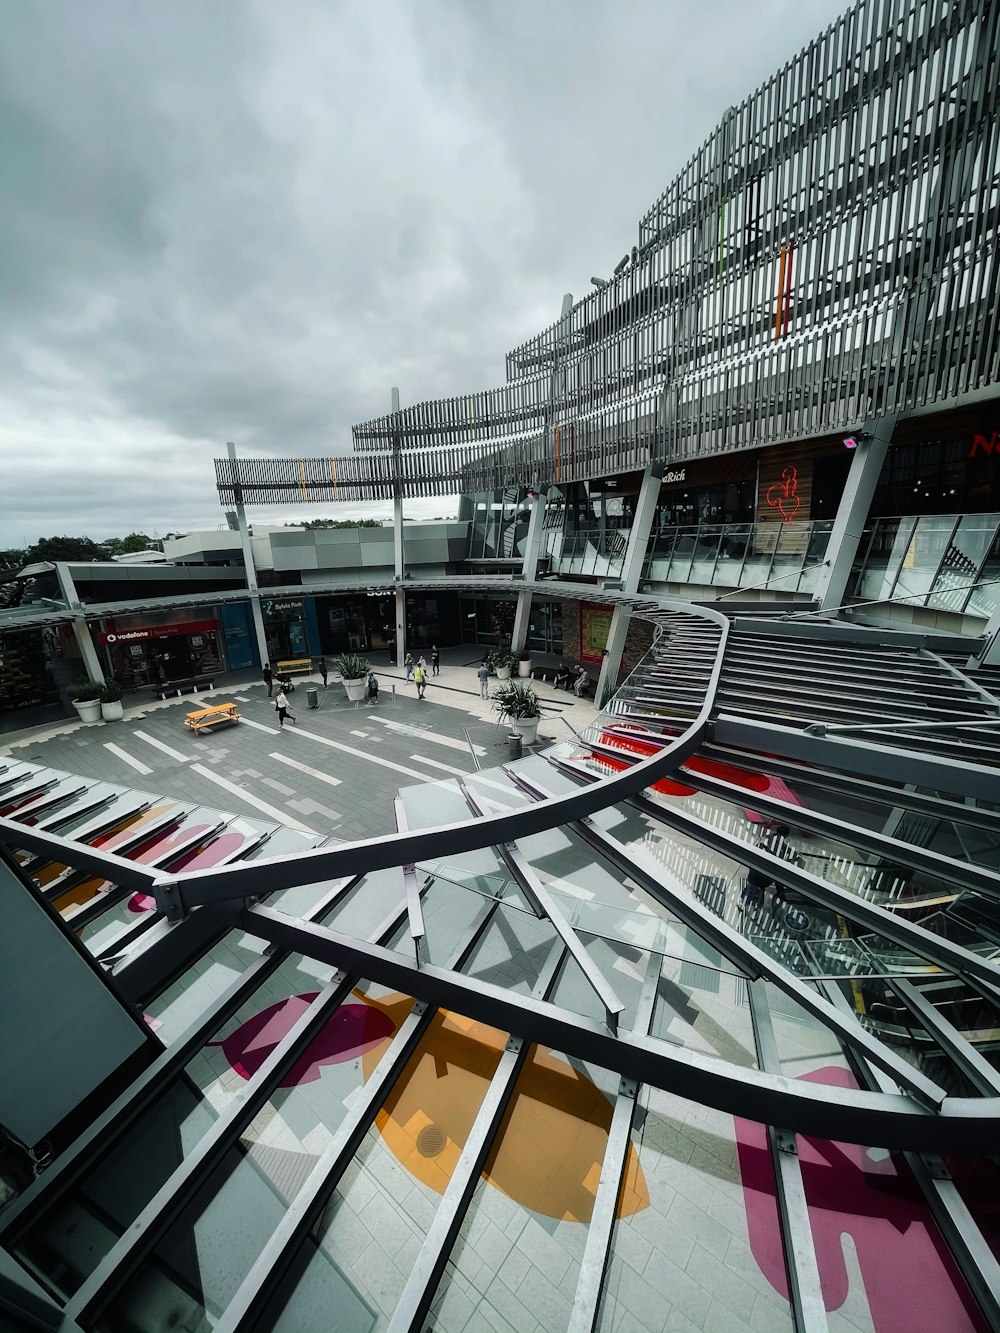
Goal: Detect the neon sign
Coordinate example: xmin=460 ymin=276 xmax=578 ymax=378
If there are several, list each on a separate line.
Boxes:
xmin=765 ymin=465 xmax=800 ymax=522
xmin=970 ymin=432 xmax=998 ymax=457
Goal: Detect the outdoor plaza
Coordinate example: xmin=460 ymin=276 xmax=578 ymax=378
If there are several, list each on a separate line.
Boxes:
xmin=3 ymin=1 xmax=1000 ymax=1331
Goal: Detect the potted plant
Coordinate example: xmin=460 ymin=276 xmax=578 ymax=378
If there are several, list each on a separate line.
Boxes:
xmin=486 ymin=647 xmax=517 ymax=682
xmin=70 ymin=681 xmax=104 ymax=724
xmin=330 ymin=652 xmax=370 ymax=702
xmin=491 ymin=681 xmax=542 ymax=746
xmin=100 ymin=679 xmax=125 ymax=722
xmin=516 ymin=650 xmax=532 ymax=679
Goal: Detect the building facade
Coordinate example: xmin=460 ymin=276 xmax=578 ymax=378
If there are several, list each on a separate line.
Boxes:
xmin=3 ymin=3 xmax=1000 ymax=1331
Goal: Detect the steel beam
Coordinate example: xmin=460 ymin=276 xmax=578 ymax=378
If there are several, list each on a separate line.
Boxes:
xmin=747 ymin=981 xmax=829 ymax=1333
xmin=244 ymin=904 xmax=1000 ymax=1153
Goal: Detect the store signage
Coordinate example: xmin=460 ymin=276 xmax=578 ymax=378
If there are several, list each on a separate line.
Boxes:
xmin=970 ymin=432 xmax=998 ymax=457
xmin=261 ymin=599 xmax=303 ymax=616
xmin=661 ymin=469 xmax=687 ymax=484
xmin=100 ymin=619 xmax=217 ymax=645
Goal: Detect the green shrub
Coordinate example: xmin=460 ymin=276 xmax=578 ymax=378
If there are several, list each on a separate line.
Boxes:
xmin=70 ymin=680 xmax=104 ymax=702
xmin=491 ymin=681 xmax=541 ymax=720
xmin=329 ymin=652 xmax=370 ymax=680
xmin=100 ymin=680 xmax=123 ymax=703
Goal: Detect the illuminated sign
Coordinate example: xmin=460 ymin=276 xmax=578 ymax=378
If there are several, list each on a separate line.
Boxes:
xmin=970 ymin=432 xmax=998 ymax=456
xmin=765 ymin=465 xmax=800 ymax=522
xmin=661 ymin=469 xmax=687 ymax=484
xmin=100 ymin=619 xmax=217 ymax=645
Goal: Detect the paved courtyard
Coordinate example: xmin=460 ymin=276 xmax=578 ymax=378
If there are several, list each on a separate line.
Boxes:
xmin=0 ymin=656 xmax=594 ymax=840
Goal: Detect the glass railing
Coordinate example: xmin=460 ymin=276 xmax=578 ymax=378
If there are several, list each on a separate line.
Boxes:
xmin=545 ymin=528 xmax=629 ymax=577
xmin=852 ymin=514 xmax=1000 ymax=618
xmin=639 ymin=520 xmax=833 ymax=593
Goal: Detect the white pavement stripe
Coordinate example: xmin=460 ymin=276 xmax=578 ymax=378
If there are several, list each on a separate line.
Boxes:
xmin=189 ymin=763 xmax=316 ymax=833
xmin=133 ymin=731 xmax=194 ymax=763
xmin=408 ymin=754 xmax=468 ymax=778
xmin=103 ymin=743 xmax=153 ymax=775
xmin=240 ymin=716 xmax=429 ymax=782
xmin=374 ymin=717 xmax=486 ymax=756
xmin=267 ymin=752 xmax=343 ymax=788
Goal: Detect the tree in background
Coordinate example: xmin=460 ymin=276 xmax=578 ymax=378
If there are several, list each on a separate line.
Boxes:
xmin=102 ymin=532 xmax=157 ymax=555
xmin=23 ymin=535 xmax=105 ymax=564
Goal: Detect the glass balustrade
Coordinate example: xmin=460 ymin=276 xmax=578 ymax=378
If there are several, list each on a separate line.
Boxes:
xmin=852 ymin=514 xmax=1000 ymax=617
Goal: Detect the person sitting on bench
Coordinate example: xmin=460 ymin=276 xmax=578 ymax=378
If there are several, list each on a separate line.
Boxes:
xmin=552 ymin=663 xmax=571 ymax=690
xmin=573 ymin=667 xmax=591 ymax=697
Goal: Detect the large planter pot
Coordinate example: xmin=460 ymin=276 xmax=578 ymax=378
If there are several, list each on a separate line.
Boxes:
xmin=101 ymin=700 xmax=125 ymax=722
xmin=343 ymin=677 xmax=367 ymax=702
xmin=495 ymin=667 xmax=511 ymax=682
xmin=72 ymin=699 xmax=103 ymax=724
xmin=512 ymin=716 xmax=539 ymax=746
xmin=517 ymin=660 xmax=531 ymax=678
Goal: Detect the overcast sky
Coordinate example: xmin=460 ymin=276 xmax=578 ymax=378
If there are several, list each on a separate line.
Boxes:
xmin=1 ymin=0 xmax=847 ymax=547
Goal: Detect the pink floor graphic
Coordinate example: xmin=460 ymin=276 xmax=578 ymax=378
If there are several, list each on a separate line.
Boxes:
xmin=734 ymin=1066 xmax=988 ymax=1333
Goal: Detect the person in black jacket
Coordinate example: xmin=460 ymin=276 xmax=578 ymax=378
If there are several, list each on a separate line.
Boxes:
xmin=262 ymin=664 xmax=273 ymax=697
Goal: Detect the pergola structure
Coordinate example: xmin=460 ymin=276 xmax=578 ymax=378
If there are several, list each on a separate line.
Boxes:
xmin=2 ymin=589 xmax=1000 ymax=1332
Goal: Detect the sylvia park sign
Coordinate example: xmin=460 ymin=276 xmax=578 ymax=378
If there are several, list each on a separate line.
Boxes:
xmin=99 ymin=620 xmax=219 ymax=645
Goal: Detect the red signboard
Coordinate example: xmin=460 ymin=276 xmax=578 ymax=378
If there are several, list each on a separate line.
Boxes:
xmin=99 ymin=619 xmax=218 ymax=645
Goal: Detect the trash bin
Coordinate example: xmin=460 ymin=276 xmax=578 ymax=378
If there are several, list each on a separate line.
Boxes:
xmin=507 ymin=731 xmax=523 ymax=761
xmin=306 ymin=686 xmax=319 ymax=710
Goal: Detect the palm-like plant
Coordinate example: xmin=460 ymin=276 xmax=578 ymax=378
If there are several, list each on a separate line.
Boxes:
xmin=490 ymin=681 xmax=541 ymax=720
xmin=329 ymin=652 xmax=370 ymax=681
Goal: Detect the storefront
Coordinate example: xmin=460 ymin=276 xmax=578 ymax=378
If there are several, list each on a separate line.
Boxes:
xmin=316 ymin=592 xmax=460 ymax=660
xmin=99 ymin=615 xmax=225 ymax=690
xmin=260 ymin=596 xmax=320 ymax=664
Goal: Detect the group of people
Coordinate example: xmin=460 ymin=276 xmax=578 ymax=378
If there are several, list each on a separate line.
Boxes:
xmin=403 ymin=646 xmax=438 ymax=700
xmin=552 ymin=663 xmax=591 ymax=697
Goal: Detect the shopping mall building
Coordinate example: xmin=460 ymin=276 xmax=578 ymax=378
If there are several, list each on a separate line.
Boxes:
xmin=3 ymin=1 xmax=1000 ymax=1330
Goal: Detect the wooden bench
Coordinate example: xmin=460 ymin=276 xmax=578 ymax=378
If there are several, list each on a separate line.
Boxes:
xmin=185 ymin=702 xmax=241 ymax=736
xmin=152 ymin=675 xmax=216 ymax=700
xmin=275 ymin=658 xmax=314 ymax=677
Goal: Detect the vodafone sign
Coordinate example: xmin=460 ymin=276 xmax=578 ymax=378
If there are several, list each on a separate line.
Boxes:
xmin=100 ymin=619 xmax=218 ymax=645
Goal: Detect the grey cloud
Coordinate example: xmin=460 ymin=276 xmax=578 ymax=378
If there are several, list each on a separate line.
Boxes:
xmin=1 ymin=0 xmax=845 ymax=546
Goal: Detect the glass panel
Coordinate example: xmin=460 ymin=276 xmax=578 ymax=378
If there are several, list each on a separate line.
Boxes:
xmin=100 ymin=981 xmax=415 ymax=1333
xmin=598 ymin=1083 xmax=795 ymax=1333
xmin=788 ymin=1096 xmax=985 ymax=1329
xmin=462 ymin=899 xmax=561 ymax=994
xmin=427 ymin=1047 xmax=621 ymax=1333
xmin=145 ymin=931 xmax=271 ymax=1044
xmin=265 ymin=1011 xmax=509 ymax=1333
xmin=18 ymin=956 xmax=373 ymax=1298
xmin=320 ymin=868 xmax=405 ymax=939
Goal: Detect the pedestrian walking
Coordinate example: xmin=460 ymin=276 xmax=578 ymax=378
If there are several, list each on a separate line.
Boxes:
xmin=413 ymin=662 xmax=427 ymax=699
xmin=274 ymin=687 xmax=296 ymax=728
xmin=431 ymin=645 xmax=440 ymax=675
xmin=366 ymin=671 xmax=379 ymax=706
xmin=477 ymin=662 xmax=490 ymax=699
xmin=316 ymin=657 xmax=328 ymax=688
xmin=417 ymin=655 xmax=427 ymax=675
xmin=404 ymin=653 xmax=414 ymax=681
xmin=262 ymin=663 xmax=273 ymax=697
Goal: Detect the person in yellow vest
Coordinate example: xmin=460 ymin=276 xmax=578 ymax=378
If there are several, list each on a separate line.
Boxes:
xmin=413 ymin=662 xmax=427 ymax=699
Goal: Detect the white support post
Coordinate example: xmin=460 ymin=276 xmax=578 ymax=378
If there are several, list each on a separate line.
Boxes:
xmin=227 ymin=442 xmax=270 ymax=669
xmin=814 ymin=415 xmax=895 ymax=614
xmin=511 ymin=494 xmax=546 ymax=653
xmin=391 ymin=387 xmax=406 ymax=668
xmin=595 ymin=464 xmax=661 ymax=707
xmin=54 ymin=562 xmax=104 ymax=686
